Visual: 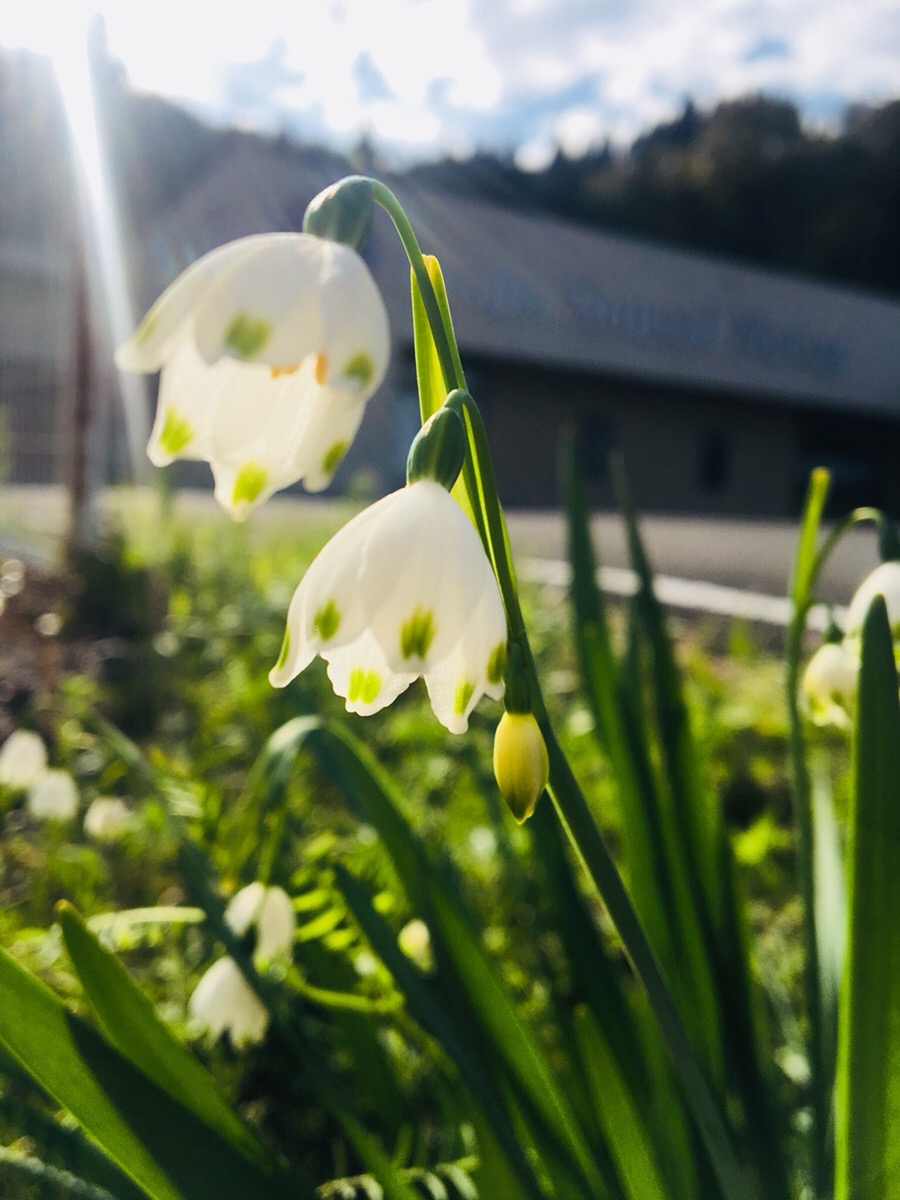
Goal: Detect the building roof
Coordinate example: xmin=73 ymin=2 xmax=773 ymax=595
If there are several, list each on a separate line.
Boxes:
xmin=141 ymin=147 xmax=900 ymax=417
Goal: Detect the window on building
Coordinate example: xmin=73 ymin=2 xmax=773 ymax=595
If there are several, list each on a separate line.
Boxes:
xmin=577 ymin=412 xmax=617 ymax=481
xmin=697 ymin=429 xmax=732 ymax=493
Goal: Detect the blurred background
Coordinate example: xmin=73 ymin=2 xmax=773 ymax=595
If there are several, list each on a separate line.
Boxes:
xmin=2 ymin=0 xmax=899 ymax=529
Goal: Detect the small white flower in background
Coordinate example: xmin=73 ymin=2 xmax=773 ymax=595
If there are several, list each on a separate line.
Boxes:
xmin=225 ymin=882 xmax=296 ymax=961
xmin=398 ymin=918 xmax=432 ymax=968
xmin=0 ymin=730 xmax=47 ymax=790
xmin=845 ymin=561 xmax=900 ymax=640
xmin=188 ymin=958 xmax=269 ymax=1048
xmin=801 ymin=642 xmax=858 ymax=730
xmin=26 ymin=768 xmax=78 ymax=822
xmin=115 ymin=233 xmax=390 ymax=520
xmin=269 ymin=479 xmax=507 ymax=733
xmin=83 ymin=797 xmax=131 ymax=843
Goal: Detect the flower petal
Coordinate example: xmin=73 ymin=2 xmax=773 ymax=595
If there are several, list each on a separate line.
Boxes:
xmin=116 ymin=236 xmax=266 ymax=373
xmin=268 ymin=497 xmax=395 ymax=687
xmin=323 ymin=627 xmax=416 ymax=716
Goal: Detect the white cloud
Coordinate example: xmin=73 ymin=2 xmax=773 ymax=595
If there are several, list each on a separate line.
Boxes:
xmin=4 ymin=0 xmax=898 ymax=159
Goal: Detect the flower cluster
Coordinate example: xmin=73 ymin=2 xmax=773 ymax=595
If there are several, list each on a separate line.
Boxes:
xmin=0 ymin=730 xmax=78 ymax=822
xmin=189 ymin=883 xmax=296 ymax=1048
xmin=117 ymin=202 xmax=519 ymax=783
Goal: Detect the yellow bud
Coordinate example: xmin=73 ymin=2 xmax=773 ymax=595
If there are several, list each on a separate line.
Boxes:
xmin=493 ymin=712 xmax=549 ymax=824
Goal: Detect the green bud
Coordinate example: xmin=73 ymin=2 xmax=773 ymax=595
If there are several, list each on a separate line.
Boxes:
xmin=493 ymin=712 xmax=549 ymax=823
xmin=407 ymin=403 xmax=467 ymax=490
xmin=303 ymin=176 xmax=374 ymax=251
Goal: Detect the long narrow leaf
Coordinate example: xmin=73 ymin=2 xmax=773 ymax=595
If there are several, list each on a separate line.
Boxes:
xmin=835 ymin=595 xmax=900 ymax=1200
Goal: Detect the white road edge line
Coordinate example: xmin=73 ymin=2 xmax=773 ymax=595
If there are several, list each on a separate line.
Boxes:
xmin=519 ymin=558 xmax=845 ymax=632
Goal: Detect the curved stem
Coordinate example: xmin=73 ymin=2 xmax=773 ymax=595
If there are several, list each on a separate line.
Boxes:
xmin=370 ymin=181 xmax=463 ymax=395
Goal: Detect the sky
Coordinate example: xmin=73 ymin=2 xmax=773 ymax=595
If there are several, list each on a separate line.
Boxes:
xmin=3 ymin=0 xmax=899 ymax=168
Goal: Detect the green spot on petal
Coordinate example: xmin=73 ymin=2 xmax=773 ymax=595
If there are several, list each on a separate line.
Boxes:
xmin=224 ymin=312 xmax=271 ymax=358
xmin=321 ymin=440 xmax=348 ymax=476
xmin=487 ymin=641 xmax=507 ymax=686
xmin=454 ymin=679 xmax=475 ymax=716
xmin=158 ymin=408 xmax=194 ymax=457
xmin=273 ymin=628 xmax=290 ymax=672
xmin=348 ymin=667 xmax=381 ymax=705
xmin=313 ymin=599 xmax=340 ymax=641
xmin=400 ymin=607 xmax=436 ymax=660
xmin=232 ymin=462 xmax=269 ymax=508
xmin=343 ymin=352 xmax=374 ymax=388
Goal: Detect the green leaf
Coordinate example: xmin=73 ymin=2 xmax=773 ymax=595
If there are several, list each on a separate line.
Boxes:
xmin=835 ymin=595 xmax=900 ymax=1200
xmin=573 ymin=1006 xmax=669 ymax=1200
xmin=57 ymin=903 xmax=271 ymax=1171
xmin=0 ymin=944 xmax=300 ymax=1200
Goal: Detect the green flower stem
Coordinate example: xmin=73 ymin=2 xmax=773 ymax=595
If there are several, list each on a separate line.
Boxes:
xmin=375 ymin=175 xmax=747 ymax=1198
xmin=370 ymin=181 xmax=464 ymax=395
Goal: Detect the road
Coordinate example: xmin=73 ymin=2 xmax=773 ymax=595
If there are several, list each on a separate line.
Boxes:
xmin=0 ymin=486 xmax=881 ymax=616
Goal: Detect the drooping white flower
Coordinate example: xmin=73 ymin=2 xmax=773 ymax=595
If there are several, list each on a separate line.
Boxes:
xmin=26 ymin=768 xmax=78 ymax=822
xmin=269 ymin=480 xmax=507 ymax=733
xmin=225 ymin=883 xmax=295 ymax=961
xmin=801 ymin=641 xmax=858 ymax=730
xmin=0 ymin=730 xmax=47 ymax=790
xmin=83 ymin=797 xmax=131 ymax=843
xmin=845 ymin=561 xmax=900 ymax=640
xmin=189 ymin=958 xmax=269 ymax=1048
xmin=116 ymin=233 xmax=390 ymax=520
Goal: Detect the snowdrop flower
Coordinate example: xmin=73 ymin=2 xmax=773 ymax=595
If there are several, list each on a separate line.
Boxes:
xmin=845 ymin=561 xmax=900 ymax=640
xmin=116 ymin=233 xmax=390 ymax=520
xmin=83 ymin=797 xmax=131 ymax=843
xmin=27 ymin=768 xmax=78 ymax=822
xmin=189 ymin=958 xmax=269 ymax=1048
xmin=225 ymin=882 xmax=295 ymax=961
xmin=269 ymin=479 xmax=507 ymax=733
xmin=801 ymin=641 xmax=858 ymax=730
xmin=0 ymin=730 xmax=47 ymax=790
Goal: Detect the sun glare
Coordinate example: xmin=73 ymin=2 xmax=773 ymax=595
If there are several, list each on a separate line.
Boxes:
xmin=21 ymin=6 xmax=151 ymax=479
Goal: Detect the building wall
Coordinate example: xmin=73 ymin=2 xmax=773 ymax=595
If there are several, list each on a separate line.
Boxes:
xmin=474 ymin=356 xmax=805 ymax=516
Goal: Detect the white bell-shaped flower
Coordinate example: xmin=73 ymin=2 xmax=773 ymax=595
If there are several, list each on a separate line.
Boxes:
xmin=269 ymin=479 xmax=507 ymax=733
xmin=225 ymin=883 xmax=295 ymax=961
xmin=0 ymin=730 xmax=47 ymax=790
xmin=27 ymin=768 xmax=78 ymax=822
xmin=189 ymin=957 xmax=269 ymax=1048
xmin=801 ymin=641 xmax=858 ymax=730
xmin=116 ymin=233 xmax=390 ymax=520
xmin=845 ymin=561 xmax=900 ymax=640
xmin=83 ymin=797 xmax=131 ymax=843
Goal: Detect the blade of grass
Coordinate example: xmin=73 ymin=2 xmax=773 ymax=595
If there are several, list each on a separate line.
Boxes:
xmin=834 ymin=595 xmax=900 ymax=1200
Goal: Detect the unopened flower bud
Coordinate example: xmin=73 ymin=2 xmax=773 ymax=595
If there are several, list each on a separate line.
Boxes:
xmin=406 ymin=399 xmax=467 ymax=490
xmin=27 ymin=768 xmax=78 ymax=822
xmin=303 ymin=175 xmax=374 ymax=251
xmin=846 ymin=561 xmax=900 ymax=641
xmin=84 ymin=797 xmax=131 ymax=842
xmin=493 ymin=711 xmax=549 ymax=823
